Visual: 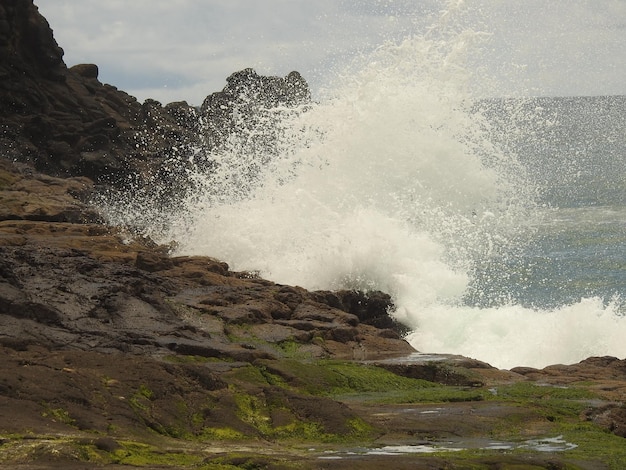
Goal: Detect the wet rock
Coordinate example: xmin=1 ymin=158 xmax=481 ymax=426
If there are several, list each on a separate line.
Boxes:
xmin=314 ymin=289 xmax=410 ymax=336
xmin=199 ymin=67 xmax=311 ymax=154
xmin=135 ymin=250 xmax=175 ymax=272
xmin=0 ymin=164 xmax=97 ymax=223
xmin=584 ymin=404 xmax=626 ymax=437
xmin=511 ymin=356 xmax=626 ymax=383
xmin=0 ymin=158 xmax=413 ymax=364
xmin=374 ymin=361 xmax=486 ymax=387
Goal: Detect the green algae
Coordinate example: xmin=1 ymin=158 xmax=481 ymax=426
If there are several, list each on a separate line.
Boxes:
xmin=110 ymin=440 xmax=203 ymax=467
xmin=492 ymin=382 xmax=597 ymax=402
xmin=243 ymin=359 xmax=438 ymax=396
xmin=41 ymin=405 xmax=76 ymax=426
xmin=5 ymin=357 xmax=622 ymax=468
xmin=559 ymin=423 xmax=626 ymax=469
xmin=487 ymin=382 xmax=600 ymax=425
xmin=200 ymin=427 xmax=247 ymax=440
xmin=129 ymin=384 xmax=155 ymax=413
xmin=240 ymin=359 xmax=486 ymax=405
xmin=277 ymin=339 xmax=312 ymax=359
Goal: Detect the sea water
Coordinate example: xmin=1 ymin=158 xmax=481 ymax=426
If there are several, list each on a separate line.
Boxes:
xmin=102 ymin=9 xmax=626 ymax=370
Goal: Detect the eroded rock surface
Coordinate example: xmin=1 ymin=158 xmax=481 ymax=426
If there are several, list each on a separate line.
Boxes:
xmin=0 ymin=160 xmax=412 ymax=362
xmin=1 ymin=2 xmax=626 ymax=469
xmin=0 ymin=0 xmax=310 ymax=189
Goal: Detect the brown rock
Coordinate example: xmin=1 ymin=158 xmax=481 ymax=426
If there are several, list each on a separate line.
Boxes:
xmin=584 ymin=404 xmax=626 ymax=437
xmin=69 ymin=63 xmax=98 ymax=80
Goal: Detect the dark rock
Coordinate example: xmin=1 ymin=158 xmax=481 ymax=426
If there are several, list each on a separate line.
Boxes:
xmin=92 ymin=437 xmax=122 ymax=453
xmin=135 ymin=250 xmax=175 ymax=272
xmin=375 ymin=362 xmax=485 ymax=387
xmin=584 ymin=404 xmax=626 ymax=437
xmin=200 ymin=67 xmax=311 ymax=153
xmin=314 ymin=289 xmax=410 ymax=336
xmin=328 ymin=326 xmax=360 ymax=343
xmin=0 ymin=0 xmax=311 ymax=199
xmin=292 ymin=302 xmax=359 ymax=326
xmin=0 ymin=174 xmax=415 ymax=361
xmin=70 ymin=63 xmax=98 ymax=80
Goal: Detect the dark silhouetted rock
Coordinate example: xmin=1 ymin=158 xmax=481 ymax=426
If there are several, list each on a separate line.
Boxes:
xmin=0 ymin=0 xmax=311 ymax=193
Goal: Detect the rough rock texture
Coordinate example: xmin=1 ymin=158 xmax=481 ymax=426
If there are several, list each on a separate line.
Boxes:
xmin=200 ymin=67 xmax=310 ymax=151
xmin=1 ymin=2 xmax=626 ymax=469
xmin=0 ymin=0 xmax=309 ymax=187
xmin=513 ymin=356 xmax=626 ymax=438
xmin=0 ymin=160 xmax=412 ymax=362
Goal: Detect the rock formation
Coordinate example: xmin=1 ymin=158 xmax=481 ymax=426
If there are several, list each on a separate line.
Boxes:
xmin=0 ymin=1 xmax=625 ymax=468
xmin=0 ymin=159 xmax=412 ymax=361
xmin=0 ymin=0 xmax=310 ymax=189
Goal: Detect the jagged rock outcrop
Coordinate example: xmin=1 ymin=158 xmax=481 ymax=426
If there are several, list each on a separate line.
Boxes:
xmin=0 ymin=0 xmax=310 ymax=189
xmin=200 ymin=68 xmax=311 ymax=150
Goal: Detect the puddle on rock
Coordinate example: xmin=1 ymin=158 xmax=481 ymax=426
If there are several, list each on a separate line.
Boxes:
xmin=316 ymin=435 xmax=577 ymax=459
xmin=365 ymin=352 xmax=452 ymax=364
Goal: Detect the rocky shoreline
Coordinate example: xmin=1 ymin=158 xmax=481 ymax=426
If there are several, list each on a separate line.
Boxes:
xmin=1 ymin=1 xmax=626 ymax=468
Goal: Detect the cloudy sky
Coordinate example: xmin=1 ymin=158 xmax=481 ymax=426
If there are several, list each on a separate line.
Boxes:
xmin=36 ymin=0 xmax=626 ymax=105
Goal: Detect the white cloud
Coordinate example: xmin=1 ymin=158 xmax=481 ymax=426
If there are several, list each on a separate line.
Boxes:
xmin=36 ymin=0 xmax=626 ymax=104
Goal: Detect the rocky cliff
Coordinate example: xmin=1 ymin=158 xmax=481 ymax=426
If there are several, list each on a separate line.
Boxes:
xmin=0 ymin=0 xmax=309 ymax=188
xmin=1 ymin=1 xmax=626 ymax=468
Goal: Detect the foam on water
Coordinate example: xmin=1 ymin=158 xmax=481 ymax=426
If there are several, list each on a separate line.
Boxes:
xmin=103 ymin=4 xmax=626 ymax=369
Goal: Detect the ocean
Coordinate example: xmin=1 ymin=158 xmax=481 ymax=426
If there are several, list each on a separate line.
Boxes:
xmin=103 ymin=22 xmax=626 ymax=370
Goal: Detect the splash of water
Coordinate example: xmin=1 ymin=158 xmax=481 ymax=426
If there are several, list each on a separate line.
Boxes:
xmin=102 ymin=5 xmax=626 ymax=369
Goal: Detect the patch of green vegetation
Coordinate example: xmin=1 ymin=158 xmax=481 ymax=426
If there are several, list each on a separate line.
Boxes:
xmin=110 ymin=440 xmax=203 ymax=467
xmin=260 ymin=368 xmax=290 ymax=389
xmin=224 ymin=324 xmax=255 ymax=343
xmin=490 ymin=382 xmax=597 ymax=419
xmin=354 ymin=386 xmax=486 ymax=404
xmin=559 ymin=423 xmax=626 ymax=469
xmin=163 ymin=354 xmax=215 ymax=364
xmin=41 ymin=406 xmax=76 ymax=426
xmin=320 ymin=361 xmax=438 ymax=396
xmin=191 ymin=411 xmax=204 ymax=428
xmin=218 ymin=371 xmax=374 ymax=442
xmin=200 ymin=427 xmax=247 ymax=440
xmin=129 ymin=384 xmax=155 ymax=412
xmin=125 ymin=384 xmax=196 ymax=439
xmin=106 ymin=423 xmax=119 ymax=433
xmin=227 ymin=364 xmax=272 ymax=387
xmin=276 ymin=339 xmax=311 ymax=359
xmin=223 ymin=359 xmax=487 ymax=406
xmin=234 ymin=392 xmax=272 ymax=434
xmin=271 ymin=420 xmax=331 ymax=441
xmin=246 ymin=359 xmax=439 ymax=399
xmin=225 ymin=327 xmax=311 ymax=360
xmin=494 ymin=382 xmax=597 ymax=401
xmin=137 ymin=384 xmax=154 ymax=399
xmin=346 ymin=416 xmax=375 ymax=437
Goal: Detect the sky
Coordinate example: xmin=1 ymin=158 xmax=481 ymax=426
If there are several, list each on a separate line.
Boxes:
xmin=36 ymin=0 xmax=626 ymax=105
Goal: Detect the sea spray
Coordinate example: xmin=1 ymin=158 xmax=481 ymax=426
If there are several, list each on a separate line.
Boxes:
xmin=99 ymin=6 xmax=626 ymax=369
xmin=170 ymin=24 xmax=542 ymax=365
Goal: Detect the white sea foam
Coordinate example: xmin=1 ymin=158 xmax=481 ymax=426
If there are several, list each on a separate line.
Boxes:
xmin=103 ymin=5 xmax=626 ymax=369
